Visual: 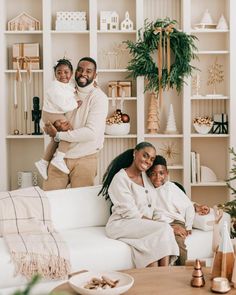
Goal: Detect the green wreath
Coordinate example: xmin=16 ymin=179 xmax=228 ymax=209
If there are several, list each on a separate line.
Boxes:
xmin=125 ymin=18 xmax=198 ymax=94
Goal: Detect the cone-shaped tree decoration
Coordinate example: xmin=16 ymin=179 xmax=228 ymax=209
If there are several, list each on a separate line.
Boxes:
xmin=164 ymin=104 xmax=178 ymax=134
xmin=191 ymin=259 xmax=205 ymax=287
xmin=211 ymin=221 xmax=235 ymax=281
xmin=147 ymin=93 xmax=160 ymax=134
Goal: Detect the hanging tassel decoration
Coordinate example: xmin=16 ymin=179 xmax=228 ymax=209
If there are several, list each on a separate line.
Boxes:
xmin=165 ymin=24 xmax=174 ymax=89
xmin=153 ymin=27 xmax=163 ymax=107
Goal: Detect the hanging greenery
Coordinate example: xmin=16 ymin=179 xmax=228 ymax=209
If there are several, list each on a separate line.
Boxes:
xmin=125 ymin=18 xmax=198 ymax=94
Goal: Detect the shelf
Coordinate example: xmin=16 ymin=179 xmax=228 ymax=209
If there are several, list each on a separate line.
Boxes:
xmin=194 ymin=50 xmax=229 ymax=55
xmin=108 ymin=97 xmax=137 ymax=101
xmin=105 ymin=134 xmax=137 ymax=139
xmin=144 ymin=134 xmax=183 ymax=138
xmin=51 ymin=30 xmax=89 ymax=34
xmin=168 ymin=165 xmax=184 ymax=170
xmin=5 ymin=70 xmax=43 ymax=73
xmin=97 ymin=69 xmax=129 ymax=73
xmin=97 ymin=30 xmax=136 ymax=34
xmin=4 ymin=30 xmax=43 ymax=35
xmin=6 ymin=135 xmax=44 ymax=139
xmin=191 ymin=134 xmax=229 ymax=138
xmin=191 ymin=182 xmax=227 ymax=187
xmin=191 ymin=29 xmax=229 ymax=33
xmin=191 ymin=95 xmax=229 ymax=100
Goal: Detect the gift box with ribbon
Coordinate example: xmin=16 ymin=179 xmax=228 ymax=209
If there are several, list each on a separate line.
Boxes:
xmin=212 ymin=113 xmax=228 ymax=134
xmin=108 ymin=81 xmax=132 ymax=97
xmin=12 ymin=43 xmax=40 ymax=70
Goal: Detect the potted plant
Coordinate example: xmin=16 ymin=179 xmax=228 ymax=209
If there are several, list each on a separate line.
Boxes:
xmin=218 ymin=147 xmax=236 ymax=238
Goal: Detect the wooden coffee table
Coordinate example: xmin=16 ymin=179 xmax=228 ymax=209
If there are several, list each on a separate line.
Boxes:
xmin=51 ymin=266 xmax=233 ymax=294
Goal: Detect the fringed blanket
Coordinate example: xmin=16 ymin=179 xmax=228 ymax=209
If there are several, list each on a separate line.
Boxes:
xmin=0 ymin=186 xmax=71 ymax=279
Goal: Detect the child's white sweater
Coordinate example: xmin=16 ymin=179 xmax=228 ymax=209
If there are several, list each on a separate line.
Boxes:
xmin=153 ymin=181 xmax=195 ymax=230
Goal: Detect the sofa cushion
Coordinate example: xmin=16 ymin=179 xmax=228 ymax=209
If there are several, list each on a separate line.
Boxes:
xmin=61 ymin=227 xmax=134 ymax=271
xmin=47 ymin=185 xmax=111 ymax=231
xmin=193 ymin=209 xmax=231 ymax=231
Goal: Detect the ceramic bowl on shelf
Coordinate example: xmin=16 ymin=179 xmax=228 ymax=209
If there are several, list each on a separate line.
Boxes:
xmin=69 ymin=271 xmax=134 ymax=295
xmin=193 ymin=122 xmax=213 ymax=134
xmin=105 ymin=123 xmax=130 ymax=135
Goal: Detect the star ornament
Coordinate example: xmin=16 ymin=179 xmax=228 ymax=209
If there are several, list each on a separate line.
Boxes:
xmin=159 ymin=142 xmax=179 ymax=162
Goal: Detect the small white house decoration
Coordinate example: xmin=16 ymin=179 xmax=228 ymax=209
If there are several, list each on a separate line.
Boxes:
xmin=8 ymin=12 xmax=40 ymax=31
xmin=55 ymin=11 xmax=87 ymax=31
xmin=100 ymin=11 xmax=119 ymax=31
xmin=121 ymin=11 xmax=133 ymax=31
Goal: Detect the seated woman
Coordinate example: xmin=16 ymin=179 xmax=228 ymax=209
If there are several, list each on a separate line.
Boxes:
xmin=99 ymin=142 xmax=179 ymax=268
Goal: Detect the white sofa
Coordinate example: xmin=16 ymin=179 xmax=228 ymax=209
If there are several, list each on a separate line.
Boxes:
xmin=0 ymin=185 xmax=230 ymax=295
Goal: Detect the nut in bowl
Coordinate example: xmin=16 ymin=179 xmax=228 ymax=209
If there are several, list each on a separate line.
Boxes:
xmin=193 ymin=116 xmax=213 ymax=134
xmin=69 ymin=271 xmax=134 ymax=295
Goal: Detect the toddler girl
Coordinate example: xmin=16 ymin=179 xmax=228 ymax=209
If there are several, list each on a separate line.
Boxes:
xmin=35 ymin=58 xmax=79 ymax=180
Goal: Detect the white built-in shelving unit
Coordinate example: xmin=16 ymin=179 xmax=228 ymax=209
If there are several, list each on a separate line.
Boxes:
xmin=0 ymin=0 xmax=236 ymax=207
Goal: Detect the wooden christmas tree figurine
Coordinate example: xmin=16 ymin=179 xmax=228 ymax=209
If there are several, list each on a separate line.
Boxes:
xmin=191 ymin=259 xmax=205 ymax=287
xmin=207 ymin=58 xmax=224 ymax=95
xmin=164 ymin=104 xmax=178 ymax=134
xmin=147 ymin=93 xmax=160 ymax=134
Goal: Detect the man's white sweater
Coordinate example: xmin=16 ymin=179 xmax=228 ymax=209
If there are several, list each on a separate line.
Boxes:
xmin=59 ymin=83 xmax=108 ymax=158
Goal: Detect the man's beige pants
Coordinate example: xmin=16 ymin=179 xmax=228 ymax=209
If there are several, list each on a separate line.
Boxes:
xmin=43 ymin=153 xmax=97 ymax=190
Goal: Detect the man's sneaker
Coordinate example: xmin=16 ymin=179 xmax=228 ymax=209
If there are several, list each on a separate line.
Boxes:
xmin=35 ymin=160 xmax=48 ymax=180
xmin=51 ymin=157 xmax=70 ymax=174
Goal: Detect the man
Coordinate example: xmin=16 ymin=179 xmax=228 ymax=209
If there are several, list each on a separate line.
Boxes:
xmin=43 ymin=57 xmax=108 ymax=190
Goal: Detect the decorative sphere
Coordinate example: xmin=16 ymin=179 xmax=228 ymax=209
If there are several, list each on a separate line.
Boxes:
xmin=14 ymin=129 xmax=20 ymax=135
xmin=121 ymin=113 xmax=130 ymax=123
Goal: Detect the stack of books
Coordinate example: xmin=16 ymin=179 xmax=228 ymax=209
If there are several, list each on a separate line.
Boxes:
xmin=191 ymin=151 xmax=201 ymax=183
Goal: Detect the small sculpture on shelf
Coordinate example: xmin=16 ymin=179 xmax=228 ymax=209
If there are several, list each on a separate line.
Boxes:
xmin=8 ymin=12 xmax=40 ymax=31
xmin=147 ymin=93 xmax=160 ymax=134
xmin=192 ymin=73 xmax=202 ymax=98
xmin=55 ymin=11 xmax=87 ymax=31
xmin=121 ymin=11 xmax=133 ymax=31
xmin=32 ymin=96 xmax=42 ymax=135
xmin=207 ymin=58 xmax=224 ymax=96
xmin=164 ymin=104 xmax=178 ymax=134
xmin=159 ymin=142 xmax=179 ymax=166
xmin=191 ymin=259 xmax=205 ymax=287
xmin=216 ymin=14 xmax=228 ymax=30
xmin=100 ymin=11 xmax=119 ymax=31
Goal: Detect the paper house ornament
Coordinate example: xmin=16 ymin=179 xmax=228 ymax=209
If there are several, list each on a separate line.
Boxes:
xmin=216 ymin=14 xmax=228 ymax=30
xmin=121 ymin=11 xmax=133 ymax=31
xmin=100 ymin=11 xmax=119 ymax=31
xmin=8 ymin=12 xmax=40 ymax=31
xmin=55 ymin=11 xmax=87 ymax=31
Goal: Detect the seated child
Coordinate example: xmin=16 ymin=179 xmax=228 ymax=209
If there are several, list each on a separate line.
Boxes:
xmin=147 ymin=155 xmax=209 ymax=265
xmin=35 ymin=58 xmax=80 ymax=180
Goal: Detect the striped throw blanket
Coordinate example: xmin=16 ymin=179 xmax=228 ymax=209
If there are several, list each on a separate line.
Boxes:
xmin=0 ymin=186 xmax=71 ymax=279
